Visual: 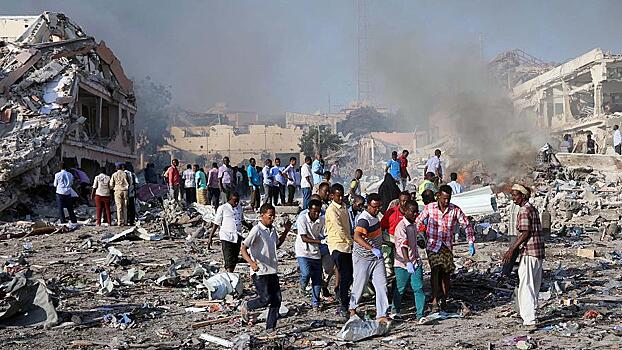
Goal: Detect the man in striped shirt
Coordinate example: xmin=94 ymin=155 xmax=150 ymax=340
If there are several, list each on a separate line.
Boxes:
xmin=349 ymin=193 xmax=389 ymax=323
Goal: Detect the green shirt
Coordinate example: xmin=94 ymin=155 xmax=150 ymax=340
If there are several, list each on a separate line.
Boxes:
xmin=195 ymin=171 xmax=207 ymax=189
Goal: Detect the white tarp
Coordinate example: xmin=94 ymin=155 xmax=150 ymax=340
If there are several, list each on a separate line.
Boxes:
xmin=451 ymin=186 xmax=495 ymax=216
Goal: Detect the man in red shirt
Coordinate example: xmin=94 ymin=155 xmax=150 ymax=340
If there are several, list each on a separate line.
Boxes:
xmin=398 ymin=150 xmax=411 ymax=191
xmin=380 ymin=191 xmax=412 ymax=284
xmin=167 ymin=159 xmax=181 ymax=201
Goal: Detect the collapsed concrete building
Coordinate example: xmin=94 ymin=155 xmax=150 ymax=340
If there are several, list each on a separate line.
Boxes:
xmin=512 ymin=48 xmax=622 ymax=150
xmin=0 ymin=12 xmax=136 ymax=213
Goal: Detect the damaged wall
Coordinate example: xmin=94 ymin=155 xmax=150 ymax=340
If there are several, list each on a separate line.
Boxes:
xmin=161 ymin=124 xmax=303 ymax=165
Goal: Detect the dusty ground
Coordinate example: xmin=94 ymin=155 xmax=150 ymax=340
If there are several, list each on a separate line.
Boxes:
xmin=1 ymin=214 xmax=622 ymax=350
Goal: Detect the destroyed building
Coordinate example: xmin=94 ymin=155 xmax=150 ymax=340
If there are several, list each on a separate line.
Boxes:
xmin=512 ymin=48 xmax=622 ymax=131
xmin=0 ymin=12 xmax=136 ymax=213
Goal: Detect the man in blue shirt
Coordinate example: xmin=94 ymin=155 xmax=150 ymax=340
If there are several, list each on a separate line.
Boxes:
xmin=311 ymin=153 xmax=324 ymax=193
xmin=385 ymin=151 xmax=401 ymax=183
xmin=272 ymin=158 xmax=287 ymax=205
xmin=247 ymin=158 xmax=262 ymax=210
xmin=53 ymin=162 xmax=77 ymax=224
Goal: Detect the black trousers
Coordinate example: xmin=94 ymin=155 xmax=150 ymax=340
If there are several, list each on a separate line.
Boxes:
xmin=247 ymin=274 xmax=282 ymax=329
xmin=332 ymin=250 xmax=353 ymax=311
xmin=278 ymin=184 xmax=286 ymax=205
xmin=208 ymin=187 xmax=220 ymax=208
xmin=615 ymin=144 xmax=621 ymax=155
xmin=56 ymin=193 xmax=77 ymax=224
xmin=270 ymin=186 xmax=279 ymax=206
xmin=184 ymin=187 xmax=196 ymax=205
xmin=250 ymin=185 xmax=261 ymax=209
xmin=287 ymin=185 xmax=296 ymax=204
xmin=127 ymin=196 xmax=136 ymax=225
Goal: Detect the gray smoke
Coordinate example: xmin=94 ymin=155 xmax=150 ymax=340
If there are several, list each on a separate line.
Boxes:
xmin=371 ymin=32 xmax=549 ymax=178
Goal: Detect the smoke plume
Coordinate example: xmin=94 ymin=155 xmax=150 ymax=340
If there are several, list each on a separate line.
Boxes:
xmin=371 ymin=32 xmax=549 ymax=178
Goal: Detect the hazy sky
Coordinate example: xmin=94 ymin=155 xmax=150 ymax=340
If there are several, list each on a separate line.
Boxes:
xmin=2 ymin=0 xmax=622 ymax=114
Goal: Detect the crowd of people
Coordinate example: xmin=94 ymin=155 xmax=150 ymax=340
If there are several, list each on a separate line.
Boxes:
xmin=52 ymin=148 xmax=545 ymax=333
xmin=196 ymin=149 xmax=544 ymax=332
xmin=558 ymin=124 xmax=622 ymax=155
xmin=53 ymin=161 xmax=138 ymax=226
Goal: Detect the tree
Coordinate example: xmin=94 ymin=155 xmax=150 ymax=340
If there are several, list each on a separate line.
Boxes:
xmin=134 ymin=76 xmax=173 ymax=154
xmin=337 ymin=106 xmax=399 ymax=137
xmin=299 ymin=125 xmax=344 ymax=157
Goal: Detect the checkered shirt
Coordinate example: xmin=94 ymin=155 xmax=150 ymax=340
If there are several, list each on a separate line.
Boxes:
xmin=415 ymin=202 xmax=474 ymax=253
xmin=516 ymin=201 xmax=545 ymax=259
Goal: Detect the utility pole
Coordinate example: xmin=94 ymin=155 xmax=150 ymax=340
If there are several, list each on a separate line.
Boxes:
xmin=357 ymin=0 xmax=372 ymax=104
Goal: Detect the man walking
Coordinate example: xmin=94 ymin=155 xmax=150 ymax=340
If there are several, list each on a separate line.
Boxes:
xmin=182 ymin=164 xmax=196 ymax=205
xmin=207 ymin=162 xmax=220 ymax=207
xmin=110 ymin=163 xmax=130 ymax=226
xmin=247 ymin=158 xmax=262 ymax=210
xmin=613 ymin=125 xmax=621 ymax=155
xmin=415 ymin=185 xmax=475 ymax=312
xmin=325 ymin=183 xmax=353 ymax=319
xmin=239 ymin=204 xmax=292 ymax=332
xmin=54 ymin=163 xmax=78 ymax=224
xmin=424 ymin=149 xmax=443 ymax=182
xmin=209 ymin=192 xmax=251 ymax=270
xmin=392 ymin=200 xmax=425 ymax=320
xmin=502 ymin=184 xmax=545 ymax=327
xmin=295 ymin=199 xmax=326 ymax=310
xmin=167 ymin=159 xmax=181 ymax=201
xmin=301 ymin=156 xmax=313 ymax=209
xmin=385 ymin=151 xmax=401 ymax=184
xmin=350 ymin=193 xmax=389 ymax=323
xmin=398 ymin=150 xmax=411 ymax=191
xmin=218 ymin=157 xmax=235 ymax=201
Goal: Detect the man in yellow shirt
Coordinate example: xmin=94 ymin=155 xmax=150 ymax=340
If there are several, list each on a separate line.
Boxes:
xmin=325 ymin=183 xmax=352 ymax=319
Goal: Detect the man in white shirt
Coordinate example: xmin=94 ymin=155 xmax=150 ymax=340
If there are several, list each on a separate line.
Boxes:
xmin=424 ymin=149 xmax=443 ymax=182
xmin=53 ymin=162 xmax=77 ymax=224
xmin=295 ymin=199 xmax=326 ymax=309
xmin=239 ymin=203 xmax=291 ymax=331
xmin=262 ymin=159 xmax=276 ymax=205
xmin=182 ymin=164 xmax=196 ymax=205
xmin=300 ymin=156 xmax=314 ymax=209
xmin=559 ymin=135 xmax=571 ymax=153
xmin=208 ymin=192 xmax=251 ymax=272
xmin=448 ymin=172 xmax=464 ymax=195
xmin=283 ymin=157 xmax=298 ymax=205
xmin=614 ymin=125 xmax=622 ymax=155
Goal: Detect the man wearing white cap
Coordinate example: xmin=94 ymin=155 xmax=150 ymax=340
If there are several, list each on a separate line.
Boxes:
xmin=502 ymin=184 xmax=545 ymax=327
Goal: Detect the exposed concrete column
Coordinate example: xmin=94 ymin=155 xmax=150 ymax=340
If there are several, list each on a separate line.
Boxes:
xmin=562 ymin=80 xmax=572 ymax=124
xmin=96 ymin=96 xmax=102 ymax=138
xmin=594 ymin=83 xmax=603 ymax=116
